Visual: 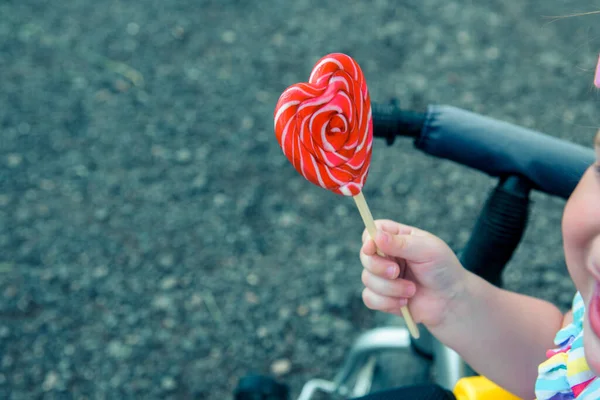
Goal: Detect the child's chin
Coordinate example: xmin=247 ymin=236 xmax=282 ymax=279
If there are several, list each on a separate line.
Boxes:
xmin=584 ymin=321 xmax=600 ymax=375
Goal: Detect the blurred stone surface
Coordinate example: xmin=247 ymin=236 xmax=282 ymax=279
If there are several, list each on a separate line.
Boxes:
xmin=0 ymin=0 xmax=592 ymax=399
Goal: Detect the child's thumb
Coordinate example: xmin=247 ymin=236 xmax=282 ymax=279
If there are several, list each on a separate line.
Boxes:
xmin=374 ymin=229 xmax=444 ymax=263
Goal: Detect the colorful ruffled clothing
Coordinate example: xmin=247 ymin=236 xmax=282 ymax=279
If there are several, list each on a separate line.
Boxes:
xmin=535 ymin=292 xmax=600 ymax=399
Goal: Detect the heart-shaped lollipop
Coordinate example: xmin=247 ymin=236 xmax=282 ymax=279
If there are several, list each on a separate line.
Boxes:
xmin=274 ymin=53 xmax=372 ymax=196
xmin=274 ymin=53 xmax=419 ymax=338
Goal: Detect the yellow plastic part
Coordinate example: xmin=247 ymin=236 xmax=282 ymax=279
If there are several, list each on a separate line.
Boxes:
xmin=453 ymin=376 xmax=522 ymax=400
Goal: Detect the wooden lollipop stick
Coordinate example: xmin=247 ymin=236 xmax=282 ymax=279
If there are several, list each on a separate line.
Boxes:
xmin=353 ymin=191 xmax=420 ymax=339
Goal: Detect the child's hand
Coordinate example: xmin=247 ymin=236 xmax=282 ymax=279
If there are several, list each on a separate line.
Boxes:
xmin=360 ymin=219 xmax=467 ymax=329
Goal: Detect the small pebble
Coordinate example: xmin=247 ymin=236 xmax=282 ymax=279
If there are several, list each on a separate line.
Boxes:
xmin=213 ymin=194 xmax=228 ymax=207
xmin=175 ymin=149 xmax=192 ymax=164
xmin=241 ymin=116 xmax=254 ymax=130
xmin=563 ymin=110 xmax=575 ymax=123
xmin=257 ymin=326 xmax=268 ymax=338
xmin=543 ymin=271 xmax=561 ymax=284
xmin=72 ymin=76 xmax=88 ymax=89
xmin=162 ymin=318 xmax=175 ymax=329
xmin=255 ymin=91 xmax=270 ymax=103
xmin=246 ymin=273 xmax=259 ymax=286
xmin=151 ymin=145 xmax=168 ymax=158
xmin=278 ymin=307 xmax=291 ymax=319
xmin=221 ymin=30 xmax=236 ymax=44
xmin=94 ymin=89 xmax=112 ymax=102
xmin=161 ymin=276 xmax=178 ymax=290
xmin=0 ymin=326 xmax=9 ymax=338
xmin=64 ymin=344 xmax=75 ymax=356
xmin=161 ymin=376 xmax=177 ymax=391
xmin=270 ymin=359 xmax=291 ymax=376
xmin=126 ymin=22 xmax=140 ymax=36
xmin=189 ymin=294 xmax=203 ymax=307
xmin=210 ymin=348 xmax=222 ymax=359
xmin=152 ymin=295 xmax=173 ymax=310
xmin=114 ymin=79 xmax=130 ymax=92
xmin=3 ymin=286 xmax=17 ymax=299
xmin=186 ymin=67 xmax=201 ymax=81
xmin=278 ymin=212 xmax=296 ymax=227
xmin=93 ymin=266 xmax=108 ymax=278
xmin=311 ymin=320 xmax=331 ymax=339
xmin=42 ymin=371 xmax=59 ymax=391
xmin=196 ymin=146 xmax=209 ymax=160
xmin=485 ymin=47 xmax=500 ymax=60
xmin=136 ymin=90 xmax=149 ymax=104
xmin=272 ymin=33 xmax=284 ymax=46
xmin=334 ymin=205 xmax=348 ymax=217
xmin=158 ymin=253 xmax=175 ymax=268
xmin=245 ymin=291 xmax=259 ymax=304
xmin=94 ymin=208 xmax=109 ymax=221
xmin=7 ymin=154 xmax=22 ymax=167
xmin=172 ymin=26 xmax=185 ymax=39
xmin=309 ymin=298 xmax=324 ymax=313
xmin=296 ymin=305 xmax=309 ymax=316
xmin=192 ymin=174 xmax=207 ymax=189
xmin=457 ymin=30 xmax=470 ymax=44
xmin=326 ymin=288 xmax=349 ymax=309
xmin=125 ymin=334 xmax=141 ymax=345
xmin=17 ymin=122 xmax=31 ymax=134
xmin=2 ymin=355 xmax=13 ymax=368
xmin=107 ymin=340 xmax=132 ymax=360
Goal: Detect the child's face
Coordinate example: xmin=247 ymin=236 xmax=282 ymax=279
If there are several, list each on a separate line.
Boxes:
xmin=562 ymin=131 xmax=600 ymax=373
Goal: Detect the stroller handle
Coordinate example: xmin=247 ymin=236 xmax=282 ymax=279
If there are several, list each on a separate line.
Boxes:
xmin=372 ymin=103 xmax=595 ymax=200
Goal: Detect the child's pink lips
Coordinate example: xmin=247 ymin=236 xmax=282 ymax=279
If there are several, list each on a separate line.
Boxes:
xmin=590 ymin=282 xmax=600 ymax=338
xmin=588 ymin=261 xmax=600 ymax=337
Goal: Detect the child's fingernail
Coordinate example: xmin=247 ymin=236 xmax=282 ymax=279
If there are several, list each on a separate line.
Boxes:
xmin=377 ymin=231 xmax=388 ymax=244
xmin=406 ymin=284 xmax=416 ymax=297
xmin=386 ymin=265 xmax=397 ymax=278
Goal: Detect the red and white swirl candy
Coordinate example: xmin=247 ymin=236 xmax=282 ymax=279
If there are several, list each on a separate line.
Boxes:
xmin=274 ymin=53 xmax=373 ymax=196
xmin=273 ymin=53 xmax=420 ymax=338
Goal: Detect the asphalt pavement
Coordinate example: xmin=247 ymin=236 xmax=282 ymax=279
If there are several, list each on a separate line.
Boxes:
xmin=1 ymin=1 xmax=600 ymax=399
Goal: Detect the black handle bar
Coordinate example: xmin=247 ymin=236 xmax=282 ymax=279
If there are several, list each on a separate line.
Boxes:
xmin=372 ymin=102 xmax=594 ymax=200
xmin=371 ymin=101 xmax=595 ymax=287
xmin=459 ymin=176 xmax=530 ymax=286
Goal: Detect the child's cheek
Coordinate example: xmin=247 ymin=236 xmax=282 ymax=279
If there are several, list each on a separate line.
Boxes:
xmin=595 ymin=54 xmax=600 ymax=88
xmin=584 ymin=331 xmax=600 ymax=376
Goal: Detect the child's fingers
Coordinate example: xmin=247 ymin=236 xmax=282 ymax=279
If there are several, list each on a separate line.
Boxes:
xmin=362 ymin=228 xmax=373 ymax=243
xmin=360 ymin=250 xmax=399 ymax=278
xmin=361 ymin=269 xmax=416 ymax=298
xmin=374 ymin=229 xmax=444 ymax=264
xmin=362 ymin=220 xmax=416 ymax=243
xmin=362 ymin=287 xmax=408 ymax=313
xmin=375 ymin=219 xmax=418 ymax=236
xmin=361 ymin=237 xmax=379 ymax=258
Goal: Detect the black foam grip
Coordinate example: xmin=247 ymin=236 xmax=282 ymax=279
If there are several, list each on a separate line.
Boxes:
xmin=459 ymin=177 xmax=531 ymax=286
xmin=372 ymin=102 xmax=426 ymax=144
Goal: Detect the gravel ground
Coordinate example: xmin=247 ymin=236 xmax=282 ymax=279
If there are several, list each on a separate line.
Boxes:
xmin=2 ymin=1 xmax=600 ymax=399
